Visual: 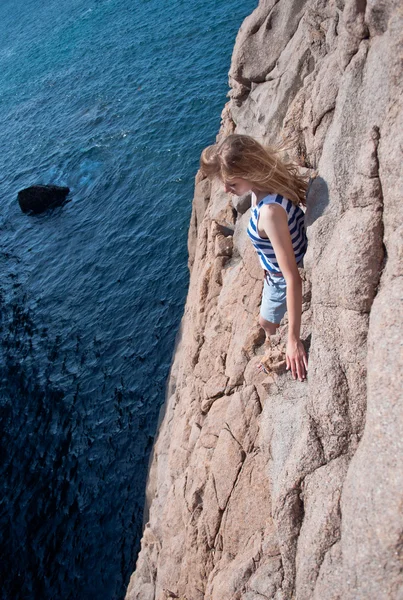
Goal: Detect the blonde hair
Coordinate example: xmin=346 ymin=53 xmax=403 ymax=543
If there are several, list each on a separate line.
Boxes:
xmin=200 ymin=134 xmax=307 ymax=206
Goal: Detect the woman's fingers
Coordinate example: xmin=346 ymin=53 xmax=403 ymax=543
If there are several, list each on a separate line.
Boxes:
xmin=286 ymin=343 xmax=308 ymax=381
xmin=290 ymin=356 xmax=306 ymax=381
xmin=296 ymin=358 xmax=306 ymax=382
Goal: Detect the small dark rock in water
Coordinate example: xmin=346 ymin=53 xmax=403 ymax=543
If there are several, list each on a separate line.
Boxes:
xmin=17 ymin=185 xmax=70 ymax=214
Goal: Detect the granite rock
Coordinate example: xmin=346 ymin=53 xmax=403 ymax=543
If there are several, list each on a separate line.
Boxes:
xmin=17 ymin=184 xmax=70 ymax=214
xmin=126 ymin=1 xmax=403 ymax=598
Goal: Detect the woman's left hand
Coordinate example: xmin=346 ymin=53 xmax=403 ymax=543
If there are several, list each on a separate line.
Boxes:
xmin=286 ymin=338 xmax=308 ymax=381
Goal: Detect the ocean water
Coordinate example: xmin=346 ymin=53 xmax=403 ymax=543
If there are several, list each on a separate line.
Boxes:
xmin=0 ymin=0 xmax=256 ymax=598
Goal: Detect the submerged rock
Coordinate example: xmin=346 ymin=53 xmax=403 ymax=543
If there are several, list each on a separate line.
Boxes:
xmin=17 ymin=185 xmax=70 ymax=214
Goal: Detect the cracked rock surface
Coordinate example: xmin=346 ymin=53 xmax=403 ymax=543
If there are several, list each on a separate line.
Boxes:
xmin=126 ymin=1 xmax=403 ymax=598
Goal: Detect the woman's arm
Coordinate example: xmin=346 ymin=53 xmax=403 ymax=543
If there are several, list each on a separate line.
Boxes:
xmin=259 ymin=204 xmax=308 ymax=381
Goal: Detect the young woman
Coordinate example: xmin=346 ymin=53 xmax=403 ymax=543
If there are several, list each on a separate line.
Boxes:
xmin=200 ymin=134 xmax=308 ymax=382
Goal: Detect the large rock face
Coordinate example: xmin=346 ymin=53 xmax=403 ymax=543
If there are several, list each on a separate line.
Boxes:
xmin=126 ymin=1 xmax=403 ymax=598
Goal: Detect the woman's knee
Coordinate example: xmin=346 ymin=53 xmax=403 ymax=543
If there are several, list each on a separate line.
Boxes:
xmin=259 ymin=315 xmax=279 ymax=336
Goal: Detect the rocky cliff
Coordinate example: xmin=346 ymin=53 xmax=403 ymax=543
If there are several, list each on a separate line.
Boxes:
xmin=126 ymin=1 xmax=403 ymax=598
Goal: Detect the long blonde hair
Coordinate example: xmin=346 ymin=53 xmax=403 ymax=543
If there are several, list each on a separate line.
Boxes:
xmin=200 ymin=134 xmax=307 ymax=206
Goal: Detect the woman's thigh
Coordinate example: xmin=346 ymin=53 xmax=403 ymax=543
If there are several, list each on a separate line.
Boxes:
xmin=260 ymin=275 xmax=287 ymax=325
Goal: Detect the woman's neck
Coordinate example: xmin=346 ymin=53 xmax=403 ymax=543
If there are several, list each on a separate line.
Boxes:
xmin=253 ymin=189 xmax=271 ymax=202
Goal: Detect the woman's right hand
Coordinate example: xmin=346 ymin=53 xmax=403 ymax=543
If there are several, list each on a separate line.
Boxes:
xmin=286 ymin=337 xmax=308 ymax=381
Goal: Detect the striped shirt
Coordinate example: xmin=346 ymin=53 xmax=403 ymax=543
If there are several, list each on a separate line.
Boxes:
xmin=247 ymin=193 xmax=307 ymax=274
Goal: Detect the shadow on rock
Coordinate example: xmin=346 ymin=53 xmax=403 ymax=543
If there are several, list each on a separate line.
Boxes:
xmin=305 ymin=176 xmax=329 ymax=227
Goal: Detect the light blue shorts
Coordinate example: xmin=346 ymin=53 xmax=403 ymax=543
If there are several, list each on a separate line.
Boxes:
xmin=260 ymin=272 xmax=287 ymax=325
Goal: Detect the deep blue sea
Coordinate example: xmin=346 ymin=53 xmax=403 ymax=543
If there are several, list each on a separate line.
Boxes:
xmin=0 ymin=0 xmax=256 ymax=598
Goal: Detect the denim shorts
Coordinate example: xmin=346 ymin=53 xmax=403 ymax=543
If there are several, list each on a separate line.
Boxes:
xmin=260 ymin=272 xmax=287 ymax=324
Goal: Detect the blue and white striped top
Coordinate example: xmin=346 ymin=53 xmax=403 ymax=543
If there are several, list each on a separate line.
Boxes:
xmin=247 ymin=193 xmax=307 ymax=274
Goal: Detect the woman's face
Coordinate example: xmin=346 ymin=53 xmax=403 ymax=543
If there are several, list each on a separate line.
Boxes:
xmin=222 ymin=177 xmax=252 ymax=196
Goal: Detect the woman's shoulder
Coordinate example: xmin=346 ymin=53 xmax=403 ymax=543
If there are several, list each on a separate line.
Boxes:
xmin=261 ymin=194 xmax=303 ymax=216
xmin=260 ymin=201 xmax=288 ymax=224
